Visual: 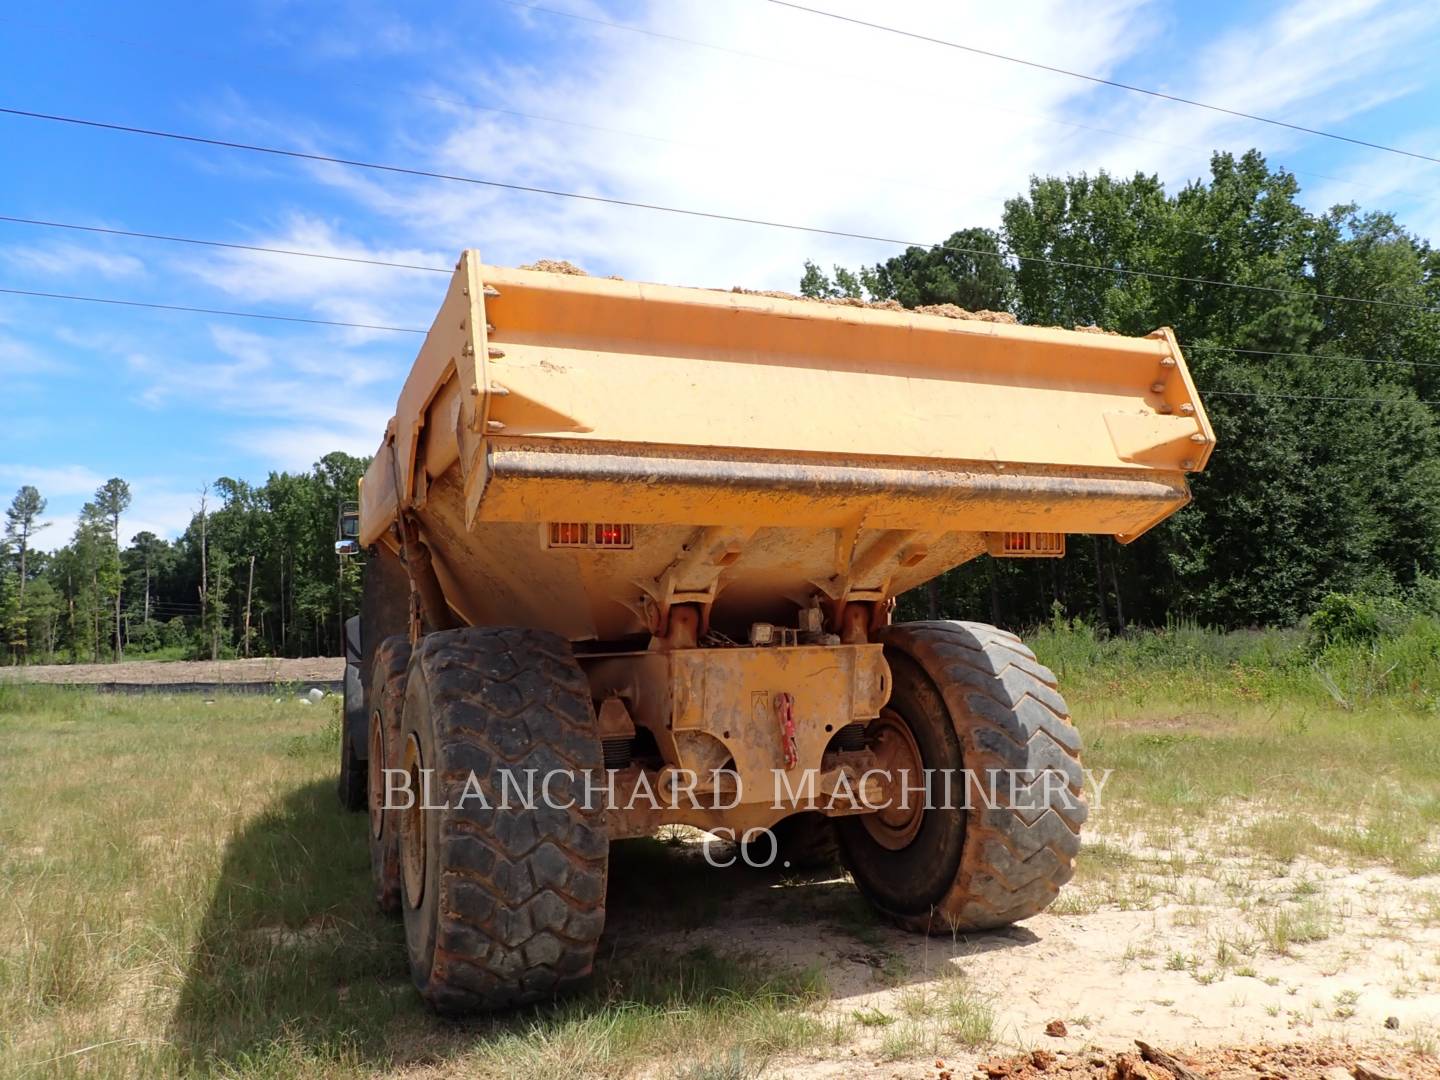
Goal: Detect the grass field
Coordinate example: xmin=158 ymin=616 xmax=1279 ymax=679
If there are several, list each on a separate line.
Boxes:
xmin=1 ymin=621 xmax=1438 ymax=1078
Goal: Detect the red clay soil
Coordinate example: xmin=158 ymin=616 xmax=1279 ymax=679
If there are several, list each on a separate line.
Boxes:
xmin=962 ymin=1040 xmax=1436 ymax=1079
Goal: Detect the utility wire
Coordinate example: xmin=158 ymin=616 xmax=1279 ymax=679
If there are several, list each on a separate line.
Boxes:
xmin=769 ymin=1 xmax=1440 ymax=167
xmin=489 ymin=1 xmax=1434 ymax=206
xmin=1207 ymin=389 xmax=1440 ymax=406
xmin=3 ymin=106 xmax=1437 ymax=317
xmin=0 ymin=287 xmax=425 ymax=334
xmin=0 ymin=215 xmax=451 ymax=273
xmin=6 ymin=9 xmax=1411 ymax=211
xmin=0 ymin=208 xmax=1215 ymax=293
xmin=0 ymin=14 xmax=1027 ymax=207
xmin=1185 ymin=342 xmax=1440 ymax=371
xmin=4 ymin=283 xmax=1437 ymax=408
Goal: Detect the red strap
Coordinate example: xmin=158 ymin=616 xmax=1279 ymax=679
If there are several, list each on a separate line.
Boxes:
xmin=774 ymin=692 xmax=797 ymax=770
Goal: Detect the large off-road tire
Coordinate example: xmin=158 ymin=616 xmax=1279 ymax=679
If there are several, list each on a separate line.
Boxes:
xmin=836 ymin=621 xmax=1085 ymax=932
xmin=397 ymin=626 xmax=608 ymax=1014
xmin=339 ymin=664 xmax=367 ymax=810
xmin=367 ymin=635 xmax=412 ymax=913
xmin=338 ymin=616 xmax=367 ymax=810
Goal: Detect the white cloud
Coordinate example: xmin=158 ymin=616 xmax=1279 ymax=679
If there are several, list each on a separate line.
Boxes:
xmin=0 ymin=463 xmax=106 ymax=498
xmin=275 ymin=0 xmax=1160 ymax=287
xmin=3 ymin=241 xmax=146 ymax=281
xmin=183 ymin=215 xmax=447 ymax=344
xmin=118 ymin=322 xmax=398 ymax=473
xmin=1301 ymin=127 xmax=1440 ymax=238
xmin=120 ymin=486 xmax=207 ymax=546
xmin=272 ymin=0 xmax=1439 ymax=292
xmin=0 ymin=467 xmax=199 ymax=550
xmin=0 ymin=331 xmax=61 ymax=375
xmin=1074 ymin=0 xmax=1440 ymax=192
xmin=239 ymin=422 xmax=384 ymax=473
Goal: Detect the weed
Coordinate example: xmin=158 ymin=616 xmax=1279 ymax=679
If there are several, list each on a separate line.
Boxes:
xmin=852 ymin=1008 xmax=894 ymax=1028
xmin=1255 ymin=901 xmax=1335 ymax=954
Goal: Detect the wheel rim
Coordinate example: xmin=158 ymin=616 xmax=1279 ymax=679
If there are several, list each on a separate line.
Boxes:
xmin=368 ymin=712 xmax=387 ymax=840
xmin=400 ymin=732 xmax=427 ymax=908
xmin=861 ymin=708 xmax=926 ymax=851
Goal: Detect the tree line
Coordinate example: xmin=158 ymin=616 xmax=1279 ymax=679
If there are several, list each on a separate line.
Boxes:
xmin=1 ymin=453 xmax=367 ymax=663
xmin=805 ymin=151 xmax=1440 ymax=632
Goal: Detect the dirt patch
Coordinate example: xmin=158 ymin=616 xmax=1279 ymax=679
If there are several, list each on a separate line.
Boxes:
xmin=1 ymin=656 xmax=344 ymax=685
xmin=617 ymin=833 xmax=1440 ymax=1078
xmin=975 ymin=1041 xmax=1438 ymax=1078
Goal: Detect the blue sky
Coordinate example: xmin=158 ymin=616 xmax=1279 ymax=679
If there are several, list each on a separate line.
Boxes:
xmin=3 ymin=0 xmax=1438 ymax=548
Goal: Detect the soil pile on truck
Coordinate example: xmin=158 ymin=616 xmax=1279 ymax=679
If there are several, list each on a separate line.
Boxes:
xmin=335 ymin=251 xmax=1214 ymax=1013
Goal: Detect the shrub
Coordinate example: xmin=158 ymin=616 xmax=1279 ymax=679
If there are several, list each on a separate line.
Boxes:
xmin=1307 ymin=593 xmax=1384 ymax=653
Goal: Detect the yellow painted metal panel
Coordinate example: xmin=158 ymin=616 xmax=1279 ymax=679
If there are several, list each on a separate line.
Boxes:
xmin=356 ymin=255 xmax=1216 ymax=638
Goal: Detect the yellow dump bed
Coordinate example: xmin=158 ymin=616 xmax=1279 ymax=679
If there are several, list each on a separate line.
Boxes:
xmin=359 ymin=252 xmax=1212 ymax=642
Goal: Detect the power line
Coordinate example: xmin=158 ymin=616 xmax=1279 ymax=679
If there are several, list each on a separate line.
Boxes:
xmin=1186 ymin=342 xmax=1440 ymax=371
xmin=1206 ymin=389 xmax=1440 ymax=406
xmin=7 ymin=8 xmax=1413 ymax=211
xmin=0 ymin=215 xmax=450 ymax=274
xmin=497 ymin=0 xmax=1432 ymax=205
xmin=768 ymin=1 xmax=1440 ymax=168
xmin=0 ymin=206 xmax=1215 ymax=289
xmin=0 ymin=287 xmax=424 ymax=334
xmin=3 ymin=106 xmax=1436 ymax=317
xmin=0 ymin=13 xmax=1021 ymax=207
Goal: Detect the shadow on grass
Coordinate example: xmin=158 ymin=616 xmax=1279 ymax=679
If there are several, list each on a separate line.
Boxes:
xmin=170 ymin=780 xmax=1034 ymax=1074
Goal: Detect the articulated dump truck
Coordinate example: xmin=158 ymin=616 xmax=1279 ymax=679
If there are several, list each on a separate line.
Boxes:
xmin=336 ymin=251 xmax=1214 ymax=1014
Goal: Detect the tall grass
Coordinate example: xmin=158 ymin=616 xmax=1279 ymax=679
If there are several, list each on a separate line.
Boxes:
xmin=0 ymin=689 xmax=848 ymax=1079
xmin=1030 ymin=614 xmax=1440 ymax=876
xmin=1030 ymin=612 xmax=1440 ymax=711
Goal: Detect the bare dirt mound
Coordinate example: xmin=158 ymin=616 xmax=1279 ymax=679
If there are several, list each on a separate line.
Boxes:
xmin=974 ymin=1040 xmax=1437 ymax=1078
xmin=519 ymin=259 xmax=588 ymax=275
xmin=916 ymin=303 xmax=1018 ymax=324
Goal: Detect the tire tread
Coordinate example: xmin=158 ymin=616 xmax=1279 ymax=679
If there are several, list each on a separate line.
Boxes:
xmin=408 ymin=626 xmax=605 ymax=1014
xmin=881 ymin=620 xmax=1085 ymax=932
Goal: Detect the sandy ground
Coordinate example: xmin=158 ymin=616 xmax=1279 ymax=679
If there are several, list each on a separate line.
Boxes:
xmin=613 ymin=831 xmax=1440 ymax=1079
xmin=0 ymin=656 xmax=345 ymax=685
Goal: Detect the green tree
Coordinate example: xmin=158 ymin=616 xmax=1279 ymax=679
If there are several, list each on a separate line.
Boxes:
xmin=5 ymin=485 xmax=49 ymax=610
xmin=93 ymin=478 xmax=131 ymax=658
xmin=809 ymin=148 xmax=1440 ymax=630
xmin=861 ymin=227 xmax=1013 ymax=311
xmin=21 ymin=577 xmax=61 ymax=661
